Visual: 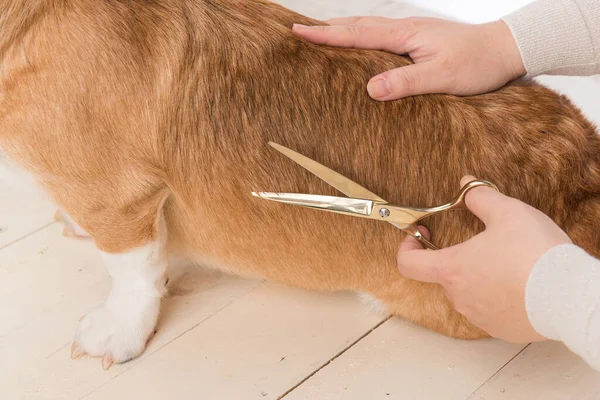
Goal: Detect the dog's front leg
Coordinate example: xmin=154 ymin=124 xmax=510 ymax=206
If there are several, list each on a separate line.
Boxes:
xmin=71 ymin=213 xmax=168 ymax=369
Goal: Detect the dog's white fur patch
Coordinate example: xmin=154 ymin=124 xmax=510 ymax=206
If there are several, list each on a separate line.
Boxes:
xmin=358 ymin=292 xmax=388 ymax=315
xmin=73 ymin=215 xmax=168 ymax=364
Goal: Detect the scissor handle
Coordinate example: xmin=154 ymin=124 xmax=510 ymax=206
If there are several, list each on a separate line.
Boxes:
xmin=448 ymin=179 xmax=499 ymax=210
xmin=394 ymin=179 xmax=498 ymax=250
xmin=401 ymin=224 xmax=439 ymax=250
xmin=407 ymin=179 xmax=499 ymax=223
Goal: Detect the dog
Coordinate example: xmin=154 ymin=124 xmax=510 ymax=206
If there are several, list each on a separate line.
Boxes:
xmin=1 ymin=0 xmax=599 ymax=369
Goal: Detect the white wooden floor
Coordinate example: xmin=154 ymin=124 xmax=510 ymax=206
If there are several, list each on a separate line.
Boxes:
xmin=2 ymin=1 xmax=600 ymax=399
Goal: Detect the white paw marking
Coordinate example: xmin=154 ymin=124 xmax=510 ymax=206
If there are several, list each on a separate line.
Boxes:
xmin=72 ymin=215 xmax=168 ymax=368
xmin=72 ymin=302 xmax=158 ymax=367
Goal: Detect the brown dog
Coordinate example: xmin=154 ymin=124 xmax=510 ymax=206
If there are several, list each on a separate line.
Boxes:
xmin=1 ymin=0 xmax=599 ymax=369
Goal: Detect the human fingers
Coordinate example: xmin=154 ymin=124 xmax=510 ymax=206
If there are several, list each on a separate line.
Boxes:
xmin=458 ymin=175 xmax=509 ymax=226
xmin=292 ymin=23 xmax=415 ymax=53
xmin=397 ymin=225 xmax=431 ymax=253
xmin=367 ymin=62 xmax=449 ymax=100
xmin=325 ymin=16 xmax=396 ymax=26
xmin=397 ymin=228 xmax=453 ymax=284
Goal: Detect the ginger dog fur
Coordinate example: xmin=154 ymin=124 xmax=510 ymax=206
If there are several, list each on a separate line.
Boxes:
xmin=1 ymin=0 xmax=599 ymax=348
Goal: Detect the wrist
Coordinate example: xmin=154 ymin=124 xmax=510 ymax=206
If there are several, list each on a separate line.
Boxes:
xmin=486 ymin=20 xmax=526 ymax=82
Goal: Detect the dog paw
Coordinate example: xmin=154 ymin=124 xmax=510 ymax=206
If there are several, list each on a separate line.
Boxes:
xmin=54 ymin=210 xmax=91 ymax=238
xmin=71 ymin=304 xmax=157 ymax=369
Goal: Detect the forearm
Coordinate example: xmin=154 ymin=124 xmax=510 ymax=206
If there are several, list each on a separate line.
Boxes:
xmin=526 ymin=244 xmax=600 ymax=371
xmin=501 ymin=0 xmax=600 ymax=77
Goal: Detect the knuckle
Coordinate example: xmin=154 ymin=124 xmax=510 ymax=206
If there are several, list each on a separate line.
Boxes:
xmin=387 ymin=25 xmax=407 ymax=41
xmin=391 ymin=68 xmax=419 ymax=93
xmin=387 ymin=25 xmax=417 ymax=47
xmin=310 ymin=25 xmax=327 ymax=35
xmin=345 ymin=23 xmax=364 ymax=37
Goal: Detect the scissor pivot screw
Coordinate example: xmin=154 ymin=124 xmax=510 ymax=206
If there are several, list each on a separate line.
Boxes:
xmin=379 ymin=208 xmax=390 ymax=218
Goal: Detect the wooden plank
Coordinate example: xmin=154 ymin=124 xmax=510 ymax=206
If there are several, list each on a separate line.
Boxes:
xmin=80 ymin=285 xmax=384 ymax=400
xmin=0 ymin=223 xmax=262 ymax=399
xmin=467 ymin=342 xmax=600 ymax=400
xmin=0 ymin=223 xmax=384 ymax=400
xmin=0 ymin=179 xmax=55 ymax=249
xmin=282 ymin=318 xmax=526 ymax=400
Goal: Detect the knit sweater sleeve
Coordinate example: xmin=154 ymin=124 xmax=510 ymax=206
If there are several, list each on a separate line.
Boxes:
xmin=501 ymin=0 xmax=600 ymax=77
xmin=526 ymin=244 xmax=600 ymax=371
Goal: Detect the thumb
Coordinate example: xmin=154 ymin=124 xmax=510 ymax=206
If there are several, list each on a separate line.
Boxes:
xmin=459 ymin=175 xmax=507 ymax=226
xmin=396 ymin=226 xmax=447 ymax=284
xmin=368 ymin=62 xmax=444 ymax=100
xmin=397 ymin=225 xmax=431 ymax=253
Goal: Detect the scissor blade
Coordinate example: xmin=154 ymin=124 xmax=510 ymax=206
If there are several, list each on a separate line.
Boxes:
xmin=268 ymin=142 xmax=386 ymax=202
xmin=251 ymin=192 xmax=375 ymax=218
xmin=261 ymin=142 xmax=436 ymax=248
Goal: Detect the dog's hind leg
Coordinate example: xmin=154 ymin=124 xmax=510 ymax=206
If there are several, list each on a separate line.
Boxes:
xmin=71 ymin=214 xmax=168 ymax=369
xmin=61 ymin=177 xmax=171 ymax=369
xmin=366 ymin=280 xmax=489 ymax=340
xmin=54 ymin=209 xmax=91 ymax=238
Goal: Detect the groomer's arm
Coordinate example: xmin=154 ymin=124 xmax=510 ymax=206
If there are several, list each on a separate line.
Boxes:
xmin=502 ymin=0 xmax=600 ymax=78
xmin=396 ymin=176 xmax=600 ymax=372
xmin=293 ymin=0 xmax=600 ymax=100
xmin=525 ymin=243 xmax=600 ymax=372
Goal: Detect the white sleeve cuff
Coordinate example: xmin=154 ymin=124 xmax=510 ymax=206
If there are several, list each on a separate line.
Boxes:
xmin=526 ymin=243 xmax=600 ymax=371
xmin=501 ymin=0 xmax=600 ymax=77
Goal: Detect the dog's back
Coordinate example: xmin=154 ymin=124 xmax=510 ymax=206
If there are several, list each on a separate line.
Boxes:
xmin=2 ymin=0 xmax=600 ymax=341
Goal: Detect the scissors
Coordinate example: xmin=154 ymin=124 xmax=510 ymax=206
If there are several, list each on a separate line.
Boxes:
xmin=251 ymin=142 xmax=498 ymax=250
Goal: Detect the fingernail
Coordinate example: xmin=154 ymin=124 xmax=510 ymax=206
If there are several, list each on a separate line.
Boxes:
xmin=368 ymin=77 xmax=391 ymax=99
